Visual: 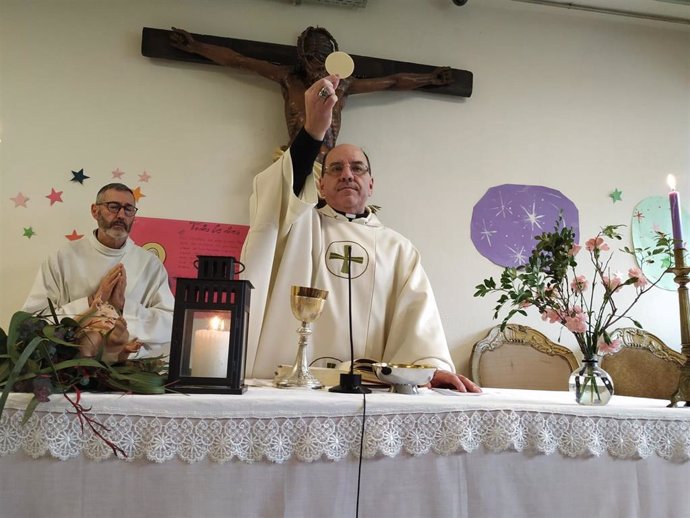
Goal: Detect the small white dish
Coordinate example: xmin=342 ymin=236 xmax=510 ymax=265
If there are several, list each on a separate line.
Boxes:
xmin=372 ymin=363 xmax=437 ymax=395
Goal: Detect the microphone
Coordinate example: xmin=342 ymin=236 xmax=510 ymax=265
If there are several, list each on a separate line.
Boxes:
xmin=329 ymin=245 xmax=370 ymax=394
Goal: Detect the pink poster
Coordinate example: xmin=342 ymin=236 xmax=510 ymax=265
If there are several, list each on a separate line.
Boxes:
xmin=129 ymin=216 xmax=249 ymax=293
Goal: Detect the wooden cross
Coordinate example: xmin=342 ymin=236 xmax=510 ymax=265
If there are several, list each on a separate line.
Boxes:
xmin=141 ymin=27 xmax=472 ymax=151
xmin=141 ymin=27 xmax=472 ymax=97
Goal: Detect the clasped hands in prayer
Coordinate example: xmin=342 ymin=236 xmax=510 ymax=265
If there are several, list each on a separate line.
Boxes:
xmin=82 ymin=263 xmax=142 ymax=362
xmin=88 ymin=263 xmax=126 ymax=313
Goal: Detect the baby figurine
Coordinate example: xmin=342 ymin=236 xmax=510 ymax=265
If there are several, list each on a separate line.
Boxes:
xmin=77 ymin=298 xmax=142 ymax=362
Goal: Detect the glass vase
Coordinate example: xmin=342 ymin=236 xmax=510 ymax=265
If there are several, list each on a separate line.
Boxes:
xmin=568 ymin=357 xmax=614 ymax=406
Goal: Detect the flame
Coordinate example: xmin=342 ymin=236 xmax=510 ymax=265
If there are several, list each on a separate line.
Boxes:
xmin=210 ymin=316 xmax=224 ymax=331
xmin=667 ymin=174 xmax=677 ymax=191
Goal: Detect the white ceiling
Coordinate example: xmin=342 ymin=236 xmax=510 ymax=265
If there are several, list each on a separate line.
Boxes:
xmin=298 ymin=0 xmax=690 ymax=24
xmin=511 ymin=0 xmax=690 ymax=24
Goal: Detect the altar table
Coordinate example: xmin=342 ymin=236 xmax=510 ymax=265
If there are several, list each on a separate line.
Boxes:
xmin=0 ymin=383 xmax=688 ymax=518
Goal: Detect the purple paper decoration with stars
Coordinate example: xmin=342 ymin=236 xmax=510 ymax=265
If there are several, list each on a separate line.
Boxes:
xmin=471 ymin=184 xmax=580 ymax=267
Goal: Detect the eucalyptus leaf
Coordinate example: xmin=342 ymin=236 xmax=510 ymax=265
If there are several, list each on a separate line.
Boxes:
xmin=5 ymin=311 xmax=35 ymax=362
xmin=42 ymin=325 xmax=81 ymax=348
xmin=21 ymin=396 xmax=40 ymax=425
xmin=0 ymin=328 xmax=7 ymax=355
xmin=0 ymin=335 xmax=45 ymax=418
xmin=0 ymin=361 xmax=11 ymax=384
xmin=46 ymin=358 xmax=110 ymax=372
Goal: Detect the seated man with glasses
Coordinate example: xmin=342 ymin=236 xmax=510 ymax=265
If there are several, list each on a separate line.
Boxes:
xmin=23 ymin=183 xmax=174 ymax=356
xmin=242 ymin=76 xmax=479 ymax=392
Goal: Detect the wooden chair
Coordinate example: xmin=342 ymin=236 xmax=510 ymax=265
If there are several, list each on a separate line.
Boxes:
xmin=600 ymin=328 xmax=686 ymax=400
xmin=470 ymin=324 xmax=578 ymax=391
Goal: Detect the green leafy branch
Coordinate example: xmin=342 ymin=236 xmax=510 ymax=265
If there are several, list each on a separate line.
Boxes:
xmin=474 ymin=218 xmax=674 ymax=358
xmin=0 ymin=305 xmax=168 ymax=458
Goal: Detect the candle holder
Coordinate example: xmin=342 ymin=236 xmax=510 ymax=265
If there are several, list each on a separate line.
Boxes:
xmin=669 ymin=247 xmax=690 ymax=407
xmin=168 ymin=256 xmax=253 ymax=394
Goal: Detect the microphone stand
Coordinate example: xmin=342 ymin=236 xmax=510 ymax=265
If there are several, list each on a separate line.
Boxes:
xmin=329 ymin=246 xmax=371 ymax=394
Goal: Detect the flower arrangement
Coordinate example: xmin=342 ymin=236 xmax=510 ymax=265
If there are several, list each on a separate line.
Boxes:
xmin=474 ymin=220 xmax=673 ymax=361
xmin=0 ymin=301 xmax=168 ymax=457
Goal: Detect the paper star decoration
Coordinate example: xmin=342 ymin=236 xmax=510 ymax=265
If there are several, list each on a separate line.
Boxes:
xmin=138 ymin=171 xmax=151 ymax=183
xmin=132 ymin=186 xmax=146 ymax=202
xmin=46 ymin=188 xmax=63 ymax=206
xmin=70 ymin=168 xmax=90 ymax=184
xmin=112 ymin=168 xmax=125 ymax=179
xmin=23 ymin=227 xmax=35 ymax=239
xmin=10 ymin=192 xmax=29 ymax=208
xmin=65 ymin=229 xmax=84 ymax=241
xmin=609 ymin=189 xmax=623 ymax=203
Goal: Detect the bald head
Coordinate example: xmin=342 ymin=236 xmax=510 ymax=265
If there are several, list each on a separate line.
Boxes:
xmin=319 ymin=144 xmax=374 ymax=215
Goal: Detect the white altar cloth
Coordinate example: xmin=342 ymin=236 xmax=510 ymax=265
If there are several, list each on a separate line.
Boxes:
xmin=0 ymin=386 xmax=690 ymax=463
xmin=1 ymin=384 xmax=688 ymax=463
xmin=1 ymin=385 xmax=689 ymax=518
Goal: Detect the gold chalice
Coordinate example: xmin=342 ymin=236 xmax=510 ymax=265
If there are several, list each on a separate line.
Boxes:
xmin=276 ymin=286 xmax=328 ymax=389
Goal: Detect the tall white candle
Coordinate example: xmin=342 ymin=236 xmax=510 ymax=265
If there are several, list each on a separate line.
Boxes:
xmin=191 ymin=317 xmax=229 ymax=377
xmin=667 ymin=174 xmax=684 ymax=250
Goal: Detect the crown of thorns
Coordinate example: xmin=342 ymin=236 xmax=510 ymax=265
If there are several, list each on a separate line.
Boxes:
xmin=297 ymin=26 xmax=338 ymax=60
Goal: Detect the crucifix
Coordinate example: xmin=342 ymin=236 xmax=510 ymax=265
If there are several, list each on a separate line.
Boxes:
xmin=141 ymin=26 xmax=473 ymax=155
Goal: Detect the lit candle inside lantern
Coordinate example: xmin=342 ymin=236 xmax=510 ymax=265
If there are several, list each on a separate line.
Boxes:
xmin=191 ymin=316 xmax=229 ymax=377
xmin=667 ymin=174 xmax=684 ymax=250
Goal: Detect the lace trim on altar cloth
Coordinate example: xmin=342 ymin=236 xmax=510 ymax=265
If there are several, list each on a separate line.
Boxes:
xmin=1 ymin=409 xmax=688 ymax=463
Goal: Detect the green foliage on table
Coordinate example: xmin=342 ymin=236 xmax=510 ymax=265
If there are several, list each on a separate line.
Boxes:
xmin=0 ymin=304 xmax=168 ymax=425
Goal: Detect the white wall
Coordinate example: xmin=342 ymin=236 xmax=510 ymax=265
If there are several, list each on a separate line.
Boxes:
xmin=1 ymin=0 xmax=688 ymax=376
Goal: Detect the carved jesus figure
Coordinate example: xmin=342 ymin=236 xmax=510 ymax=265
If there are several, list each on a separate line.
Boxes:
xmin=78 ymin=299 xmax=142 ymax=363
xmin=170 ymin=26 xmax=454 ymax=156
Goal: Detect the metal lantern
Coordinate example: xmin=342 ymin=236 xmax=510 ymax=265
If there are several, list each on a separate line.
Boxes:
xmin=168 ymin=256 xmax=252 ymax=394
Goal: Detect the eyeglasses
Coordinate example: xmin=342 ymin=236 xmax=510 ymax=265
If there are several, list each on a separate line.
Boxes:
xmin=323 ymin=161 xmax=370 ymax=177
xmin=96 ymin=202 xmax=138 ymax=217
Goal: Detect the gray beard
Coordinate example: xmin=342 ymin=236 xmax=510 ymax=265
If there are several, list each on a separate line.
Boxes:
xmin=104 ymin=225 xmax=128 ymax=241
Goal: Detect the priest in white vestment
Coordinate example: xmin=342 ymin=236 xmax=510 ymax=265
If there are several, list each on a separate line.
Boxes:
xmin=241 ymin=76 xmax=479 ymax=392
xmin=23 ymin=183 xmax=174 ymax=355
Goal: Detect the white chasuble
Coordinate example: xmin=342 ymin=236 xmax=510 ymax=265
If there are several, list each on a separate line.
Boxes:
xmin=241 ymin=150 xmax=454 ymax=379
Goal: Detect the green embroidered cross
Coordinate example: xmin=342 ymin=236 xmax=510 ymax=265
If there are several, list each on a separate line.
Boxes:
xmin=328 ymin=245 xmax=364 ymax=275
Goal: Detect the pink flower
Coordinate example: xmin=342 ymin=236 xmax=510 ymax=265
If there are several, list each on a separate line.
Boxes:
xmin=585 ymin=237 xmax=610 ymax=252
xmin=541 ymin=308 xmax=561 ymax=324
xmin=564 ymin=306 xmax=587 ymax=333
xmin=545 ymin=285 xmax=559 ymax=298
xmin=568 ymin=244 xmax=582 ymax=257
xmin=597 ymin=337 xmax=622 ymax=354
xmin=628 ymin=266 xmax=648 ymax=288
xmin=564 ymin=315 xmax=587 ymax=333
xmin=603 ymin=273 xmax=623 ymax=292
xmin=570 ymin=275 xmax=589 ymax=294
